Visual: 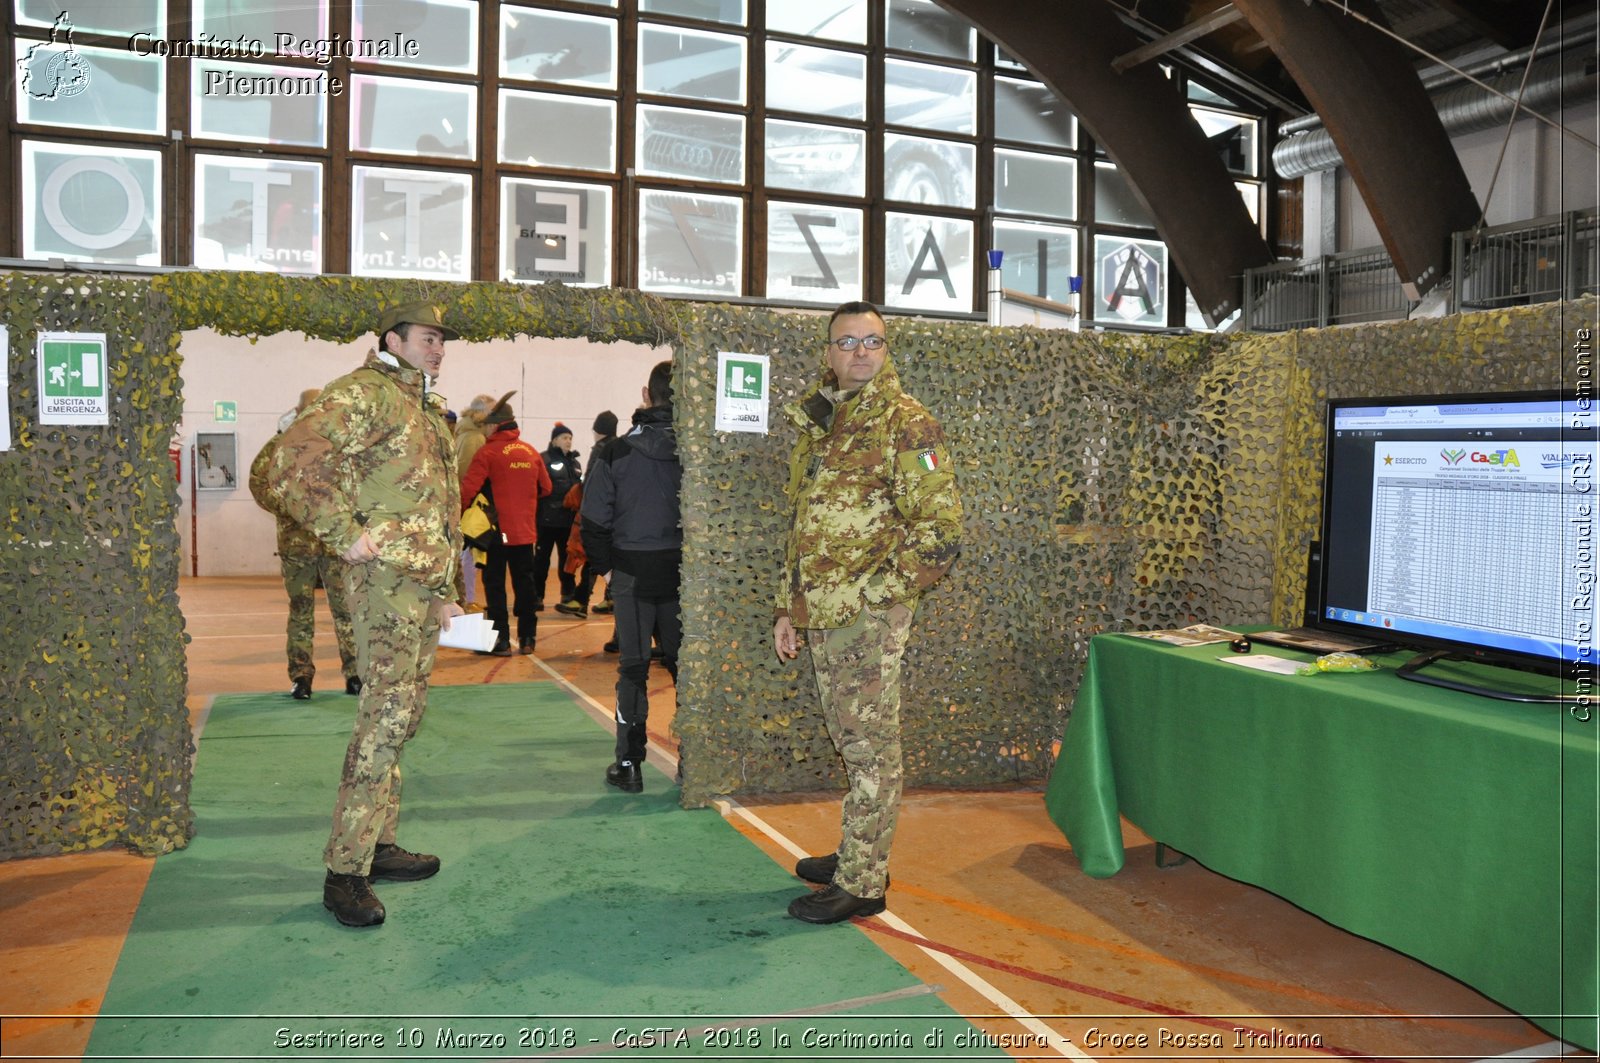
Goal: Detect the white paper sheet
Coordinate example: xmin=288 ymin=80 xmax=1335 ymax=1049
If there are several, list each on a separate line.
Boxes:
xmin=438 ymin=613 xmax=499 ymax=652
xmin=1217 ymin=653 xmax=1304 ymax=676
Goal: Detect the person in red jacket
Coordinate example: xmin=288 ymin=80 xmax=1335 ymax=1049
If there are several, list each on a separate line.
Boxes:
xmin=460 ymin=392 xmax=552 ymax=655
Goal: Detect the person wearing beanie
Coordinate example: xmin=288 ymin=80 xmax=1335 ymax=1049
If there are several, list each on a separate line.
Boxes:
xmin=534 ymin=422 xmax=582 ymax=613
xmin=461 ymin=392 xmax=552 ymax=656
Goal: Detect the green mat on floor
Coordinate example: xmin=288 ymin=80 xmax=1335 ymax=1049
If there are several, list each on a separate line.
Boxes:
xmin=88 ymin=683 xmax=1006 ymax=1060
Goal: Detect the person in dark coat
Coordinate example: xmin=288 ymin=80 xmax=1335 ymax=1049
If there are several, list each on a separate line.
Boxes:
xmin=581 ymin=363 xmax=681 ymax=793
xmin=533 ymin=422 xmax=582 ymax=611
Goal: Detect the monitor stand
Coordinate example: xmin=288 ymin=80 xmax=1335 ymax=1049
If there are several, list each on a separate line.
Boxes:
xmin=1394 ymin=649 xmax=1582 ymax=705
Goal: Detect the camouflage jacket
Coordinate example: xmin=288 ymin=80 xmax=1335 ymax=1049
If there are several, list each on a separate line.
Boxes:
xmin=778 ymin=356 xmax=962 ymax=628
xmin=260 ymin=354 xmax=460 ymax=597
xmin=248 ymin=434 xmax=327 ymax=558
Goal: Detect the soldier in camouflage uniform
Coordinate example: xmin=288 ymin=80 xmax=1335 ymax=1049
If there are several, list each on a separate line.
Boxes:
xmin=261 ymin=302 xmax=465 ymax=928
xmin=248 ymin=390 xmax=360 ymax=700
xmin=773 ymin=300 xmax=962 ymax=925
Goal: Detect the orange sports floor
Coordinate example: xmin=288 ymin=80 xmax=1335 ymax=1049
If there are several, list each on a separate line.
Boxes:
xmin=0 ymin=576 xmax=1587 ymax=1062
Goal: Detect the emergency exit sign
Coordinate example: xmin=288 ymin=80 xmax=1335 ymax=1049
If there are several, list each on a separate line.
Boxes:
xmin=37 ymin=331 xmax=108 ymax=425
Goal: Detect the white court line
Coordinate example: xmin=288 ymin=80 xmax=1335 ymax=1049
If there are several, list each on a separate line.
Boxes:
xmin=527 ymin=655 xmax=1087 ymax=1060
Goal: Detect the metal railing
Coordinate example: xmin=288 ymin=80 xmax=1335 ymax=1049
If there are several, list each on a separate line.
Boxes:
xmin=1243 ymin=247 xmax=1415 ymax=331
xmin=1242 ymin=208 xmax=1599 ymax=330
xmin=1451 ymin=208 xmax=1600 ymax=312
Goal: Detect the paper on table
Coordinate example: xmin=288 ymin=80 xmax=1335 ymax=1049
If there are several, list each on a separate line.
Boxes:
xmin=1218 ymin=653 xmax=1304 ymax=675
xmin=438 ymin=612 xmax=498 ymax=652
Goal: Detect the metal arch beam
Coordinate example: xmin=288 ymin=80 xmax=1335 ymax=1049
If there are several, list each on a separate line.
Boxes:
xmin=1230 ymin=0 xmax=1482 ymax=299
xmin=939 ymin=0 xmax=1274 ymax=325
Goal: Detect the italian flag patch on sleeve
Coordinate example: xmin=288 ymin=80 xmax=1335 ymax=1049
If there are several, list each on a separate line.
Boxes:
xmin=917 ymin=449 xmax=940 ymax=471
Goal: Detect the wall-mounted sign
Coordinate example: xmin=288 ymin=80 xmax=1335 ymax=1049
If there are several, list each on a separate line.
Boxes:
xmin=37 ymin=331 xmax=109 ymax=425
xmin=714 ymin=351 xmax=769 ymax=434
xmin=214 ymin=400 xmax=238 ymax=422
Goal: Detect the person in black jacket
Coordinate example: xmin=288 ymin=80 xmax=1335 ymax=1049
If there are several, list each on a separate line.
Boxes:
xmin=580 ymin=361 xmax=681 ymax=793
xmin=534 ymin=422 xmax=582 ymax=611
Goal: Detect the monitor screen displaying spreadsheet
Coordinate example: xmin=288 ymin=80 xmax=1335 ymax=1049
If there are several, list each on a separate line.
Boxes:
xmin=1317 ymin=390 xmax=1598 ymax=674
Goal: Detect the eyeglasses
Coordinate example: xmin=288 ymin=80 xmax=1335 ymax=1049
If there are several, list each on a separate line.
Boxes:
xmin=829 ymin=335 xmax=886 ymax=352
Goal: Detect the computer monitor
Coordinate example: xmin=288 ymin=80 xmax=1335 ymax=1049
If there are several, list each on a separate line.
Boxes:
xmin=1315 ymin=389 xmax=1598 ymax=700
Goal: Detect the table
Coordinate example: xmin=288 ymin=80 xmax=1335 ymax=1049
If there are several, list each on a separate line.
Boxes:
xmin=1044 ymin=632 xmax=1599 ymax=1050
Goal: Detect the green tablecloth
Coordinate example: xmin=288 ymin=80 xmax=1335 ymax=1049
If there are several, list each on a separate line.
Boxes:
xmin=1044 ymin=633 xmax=1599 ymax=1050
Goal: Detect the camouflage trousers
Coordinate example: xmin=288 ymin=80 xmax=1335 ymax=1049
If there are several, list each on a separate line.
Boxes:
xmin=807 ymin=600 xmax=914 ymax=898
xmin=324 ymin=564 xmax=442 ymax=876
xmin=281 ymin=549 xmax=358 ymax=683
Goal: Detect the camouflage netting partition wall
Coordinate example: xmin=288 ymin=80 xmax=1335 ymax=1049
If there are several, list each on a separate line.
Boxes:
xmin=671 ymin=298 xmax=1593 ymax=806
xmin=0 ymin=272 xmax=679 ymax=860
xmin=1255 ymin=299 xmax=1592 ymax=624
xmin=2 ymin=266 xmax=1588 ymax=854
xmin=1 ymin=274 xmax=192 ymax=857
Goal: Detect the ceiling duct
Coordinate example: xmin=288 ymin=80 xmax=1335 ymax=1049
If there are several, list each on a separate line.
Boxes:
xmin=1273 ymin=45 xmax=1599 ymax=179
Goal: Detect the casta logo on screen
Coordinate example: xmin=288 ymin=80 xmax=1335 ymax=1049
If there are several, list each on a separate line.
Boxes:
xmin=1470 ymin=448 xmax=1520 ymax=467
xmin=1440 ymin=448 xmax=1467 ymax=465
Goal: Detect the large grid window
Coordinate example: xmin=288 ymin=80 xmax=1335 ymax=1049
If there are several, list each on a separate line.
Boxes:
xmin=7 ymin=0 xmax=1265 ymax=325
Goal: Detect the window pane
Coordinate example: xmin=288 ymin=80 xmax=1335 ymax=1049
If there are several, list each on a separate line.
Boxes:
xmin=766 ymin=201 xmax=863 ymax=304
xmin=1187 ymin=80 xmax=1246 ymax=108
xmin=638 ymin=24 xmax=745 ymax=103
xmin=500 ymin=90 xmax=615 ymax=172
xmin=501 ymin=178 xmax=612 ymax=286
xmin=195 ymin=0 xmax=326 ymax=45
xmin=1190 ymin=105 xmax=1259 ymax=176
xmin=351 ymin=165 xmax=471 ymax=280
xmin=1237 ymin=180 xmax=1261 ymax=225
xmin=766 ymin=42 xmax=863 ymax=119
xmin=191 ymin=60 xmax=327 ymax=146
xmin=351 ymin=75 xmax=476 ymax=159
xmin=500 ymin=8 xmax=617 ymax=89
xmin=640 ymin=0 xmax=744 ymax=24
xmin=884 ymin=211 xmax=972 ymax=313
xmin=18 ymin=0 xmax=161 ymax=34
xmin=637 ymin=105 xmax=744 ymax=184
xmin=884 ymin=133 xmax=973 ymax=208
xmin=885 ymin=0 xmax=973 ymax=60
xmin=885 ymin=59 xmax=973 ymax=134
xmin=765 ymin=119 xmax=864 ymax=196
xmin=193 ymin=155 xmax=322 ymax=273
xmin=1094 ymin=161 xmax=1153 ymax=228
xmin=17 ymin=45 xmax=163 ymax=135
xmin=992 ymin=220 xmax=1078 ymax=304
xmin=995 ymin=149 xmax=1076 ymax=220
xmin=22 ymin=141 xmax=161 ymax=264
xmin=767 ymin=0 xmax=865 ymax=43
xmin=1094 ymin=234 xmax=1167 ymax=326
xmin=995 ymin=76 xmax=1075 ymax=148
xmin=638 ymin=189 xmax=742 ymax=296
xmin=354 ymin=0 xmax=477 ymax=73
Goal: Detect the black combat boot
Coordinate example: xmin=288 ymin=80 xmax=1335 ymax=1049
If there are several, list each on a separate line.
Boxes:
xmin=605 ymin=760 xmax=643 ymax=793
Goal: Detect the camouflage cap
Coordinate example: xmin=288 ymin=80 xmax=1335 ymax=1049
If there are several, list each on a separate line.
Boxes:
xmin=377 ymin=300 xmax=460 ymax=340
